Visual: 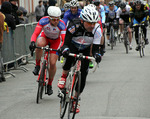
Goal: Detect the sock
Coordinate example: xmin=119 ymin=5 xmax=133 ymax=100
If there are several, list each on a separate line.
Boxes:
xmin=48 ymin=78 xmax=53 ymax=86
xmin=61 ymin=73 xmax=67 ymax=78
xmin=36 ymin=59 xmax=41 ymax=66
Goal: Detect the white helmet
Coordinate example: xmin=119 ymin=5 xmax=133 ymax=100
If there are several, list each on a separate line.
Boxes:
xmin=63 ymin=2 xmax=70 ymax=10
xmin=87 ymin=4 xmax=96 ymax=9
xmin=47 ymin=6 xmax=61 ymax=17
xmin=70 ymin=0 xmax=79 ymax=7
xmin=80 ymin=6 xmax=100 ymax=22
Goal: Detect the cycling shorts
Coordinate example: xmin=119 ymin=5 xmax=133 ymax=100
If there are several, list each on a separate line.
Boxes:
xmin=133 ymin=17 xmax=146 ymax=25
xmin=40 ymin=31 xmax=62 ymax=54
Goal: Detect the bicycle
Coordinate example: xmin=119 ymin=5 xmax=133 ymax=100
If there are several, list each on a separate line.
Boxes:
xmin=133 ymin=24 xmax=145 ymax=58
xmin=122 ymin=23 xmax=130 ymax=54
xmin=31 ymin=46 xmax=58 ymax=104
xmin=107 ymin=21 xmax=118 ymax=50
xmin=58 ymin=53 xmax=95 ymax=119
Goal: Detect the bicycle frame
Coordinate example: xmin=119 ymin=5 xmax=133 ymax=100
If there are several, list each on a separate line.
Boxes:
xmin=37 ymin=51 xmax=49 ymax=83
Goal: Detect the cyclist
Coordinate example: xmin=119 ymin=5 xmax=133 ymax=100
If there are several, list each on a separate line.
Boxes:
xmin=29 ymin=6 xmax=66 ymax=95
xmin=57 ymin=6 xmax=102 ymax=113
xmin=116 ymin=2 xmax=132 ymax=50
xmin=114 ymin=0 xmax=121 ymax=8
xmin=61 ymin=2 xmax=70 ymax=19
xmin=63 ymin=0 xmax=82 ymax=26
xmin=105 ymin=1 xmax=118 ymax=46
xmin=129 ymin=0 xmax=149 ymax=51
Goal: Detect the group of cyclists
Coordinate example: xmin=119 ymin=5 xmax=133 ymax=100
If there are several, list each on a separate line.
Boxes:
xmin=29 ymin=0 xmax=150 ymax=114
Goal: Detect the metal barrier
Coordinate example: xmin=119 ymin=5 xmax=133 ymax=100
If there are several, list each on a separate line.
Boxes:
xmin=1 ymin=22 xmax=38 ymax=76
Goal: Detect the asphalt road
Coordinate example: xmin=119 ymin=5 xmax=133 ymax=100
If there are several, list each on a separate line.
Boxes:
xmin=1 ymin=29 xmax=150 ymax=119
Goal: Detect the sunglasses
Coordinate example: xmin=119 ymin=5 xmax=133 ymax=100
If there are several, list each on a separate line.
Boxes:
xmin=49 ymin=17 xmax=60 ymax=22
xmin=85 ymin=22 xmax=96 ymax=25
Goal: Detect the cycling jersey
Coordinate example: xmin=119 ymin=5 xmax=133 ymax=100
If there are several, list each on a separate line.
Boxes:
xmin=63 ymin=9 xmax=82 ymax=25
xmin=116 ymin=5 xmax=131 ymax=23
xmin=31 ymin=16 xmax=66 ymax=43
xmin=106 ymin=5 xmax=118 ymax=21
xmin=129 ymin=4 xmax=149 ymax=23
xmin=63 ymin=18 xmax=102 ymax=51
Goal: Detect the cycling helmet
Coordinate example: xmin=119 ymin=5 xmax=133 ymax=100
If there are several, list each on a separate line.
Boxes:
xmin=93 ymin=0 xmax=100 ymax=6
xmin=80 ymin=6 xmax=99 ymax=22
xmin=120 ymin=2 xmax=126 ymax=9
xmin=47 ymin=6 xmax=61 ymax=17
xmin=70 ymin=0 xmax=79 ymax=7
xmin=109 ymin=1 xmax=115 ymax=6
xmin=87 ymin=4 xmax=96 ymax=9
xmin=63 ymin=2 xmax=70 ymax=10
xmin=135 ymin=0 xmax=141 ymax=5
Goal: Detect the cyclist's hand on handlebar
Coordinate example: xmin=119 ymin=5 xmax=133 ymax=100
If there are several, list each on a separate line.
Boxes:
xmin=94 ymin=53 xmax=102 ymax=63
xmin=29 ymin=41 xmax=36 ymax=56
xmin=62 ymin=48 xmax=70 ymax=58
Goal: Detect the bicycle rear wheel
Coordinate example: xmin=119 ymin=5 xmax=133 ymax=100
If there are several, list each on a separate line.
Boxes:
xmin=36 ymin=60 xmax=46 ymax=104
xmin=68 ymin=71 xmax=81 ymax=119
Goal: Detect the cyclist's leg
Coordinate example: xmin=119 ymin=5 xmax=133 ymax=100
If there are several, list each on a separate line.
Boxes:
xmin=141 ymin=17 xmax=149 ymax=45
xmin=33 ymin=32 xmax=48 ymax=75
xmin=133 ymin=19 xmax=140 ymax=50
xmin=106 ymin=24 xmax=110 ymax=46
xmin=58 ymin=43 xmax=78 ymax=89
xmin=128 ymin=26 xmax=132 ymax=49
xmin=119 ymin=19 xmax=124 ymax=38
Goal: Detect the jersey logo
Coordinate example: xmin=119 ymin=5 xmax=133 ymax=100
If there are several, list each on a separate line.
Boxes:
xmin=68 ymin=26 xmax=75 ymax=34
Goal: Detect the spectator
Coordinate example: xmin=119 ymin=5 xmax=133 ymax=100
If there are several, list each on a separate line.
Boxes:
xmin=0 ymin=12 xmax=6 ymax=82
xmin=16 ymin=10 xmax=25 ymax=24
xmin=35 ymin=1 xmax=45 ymax=21
xmin=18 ymin=6 xmax=29 ymax=23
xmin=1 ymin=2 xmax=16 ymax=30
xmin=9 ymin=0 xmax=19 ymax=25
xmin=43 ymin=1 xmax=49 ymax=16
xmin=49 ymin=0 xmax=57 ymax=6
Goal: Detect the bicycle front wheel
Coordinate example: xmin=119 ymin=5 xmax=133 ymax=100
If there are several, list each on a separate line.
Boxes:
xmin=68 ymin=71 xmax=81 ymax=119
xmin=36 ymin=60 xmax=46 ymax=104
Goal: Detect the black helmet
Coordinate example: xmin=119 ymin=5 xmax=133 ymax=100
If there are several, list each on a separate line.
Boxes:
xmin=93 ymin=0 xmax=100 ymax=6
xmin=120 ymin=2 xmax=126 ymax=9
xmin=135 ymin=0 xmax=141 ymax=5
xmin=109 ymin=1 xmax=115 ymax=6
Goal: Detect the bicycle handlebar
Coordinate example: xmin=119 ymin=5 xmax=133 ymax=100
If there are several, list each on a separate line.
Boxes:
xmin=69 ymin=53 xmax=95 ymax=61
xmin=35 ymin=46 xmax=58 ymax=52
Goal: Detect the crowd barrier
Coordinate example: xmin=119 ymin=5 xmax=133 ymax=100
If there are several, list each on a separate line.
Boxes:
xmin=1 ymin=22 xmax=38 ymax=75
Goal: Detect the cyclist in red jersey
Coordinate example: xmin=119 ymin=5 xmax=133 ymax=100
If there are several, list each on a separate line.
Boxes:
xmin=29 ymin=6 xmax=66 ymax=95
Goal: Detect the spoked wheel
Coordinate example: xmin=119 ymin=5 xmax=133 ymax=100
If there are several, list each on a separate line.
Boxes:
xmin=68 ymin=72 xmax=81 ymax=119
xmin=36 ymin=60 xmax=46 ymax=104
xmin=59 ymin=89 xmax=68 ymax=119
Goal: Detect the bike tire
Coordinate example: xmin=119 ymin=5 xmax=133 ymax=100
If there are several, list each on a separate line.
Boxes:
xmin=60 ymin=89 xmax=68 ymax=119
xmin=36 ymin=60 xmax=46 ymax=103
xmin=124 ymin=34 xmax=128 ymax=54
xmin=138 ymin=34 xmax=142 ymax=58
xmin=68 ymin=71 xmax=81 ymax=119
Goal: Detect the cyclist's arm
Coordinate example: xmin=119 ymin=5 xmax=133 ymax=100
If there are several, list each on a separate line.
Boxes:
xmin=144 ymin=5 xmax=149 ymax=21
xmin=129 ymin=7 xmax=134 ymax=23
xmin=60 ymin=20 xmax=67 ymax=47
xmin=100 ymin=5 xmax=106 ymax=24
xmin=31 ymin=22 xmax=43 ymax=42
xmin=92 ymin=24 xmax=102 ymax=55
xmin=63 ymin=10 xmax=70 ymax=25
